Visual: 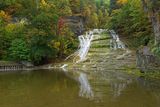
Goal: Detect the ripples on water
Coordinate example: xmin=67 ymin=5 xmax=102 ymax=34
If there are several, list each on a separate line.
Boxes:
xmin=0 ymin=70 xmax=160 ymax=107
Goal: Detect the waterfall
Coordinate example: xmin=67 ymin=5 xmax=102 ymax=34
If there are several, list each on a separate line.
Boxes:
xmin=65 ymin=30 xmax=94 ymax=63
xmin=76 ymin=31 xmax=94 ymax=63
xmin=109 ymin=30 xmax=132 ymax=59
xmin=65 ymin=29 xmax=107 ymax=63
xmin=109 ymin=30 xmax=125 ymax=50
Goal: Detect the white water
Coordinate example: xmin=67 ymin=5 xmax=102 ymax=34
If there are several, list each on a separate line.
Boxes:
xmin=66 ymin=29 xmax=107 ymax=63
xmin=109 ymin=30 xmax=132 ymax=60
xmin=109 ymin=30 xmax=125 ymax=50
xmin=60 ymin=64 xmax=68 ymax=72
xmin=76 ymin=31 xmax=94 ymax=63
xmin=64 ymin=31 xmax=94 ymax=63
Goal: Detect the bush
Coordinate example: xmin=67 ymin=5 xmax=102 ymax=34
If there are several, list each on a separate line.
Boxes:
xmin=29 ymin=31 xmax=57 ymax=65
xmin=9 ymin=39 xmax=30 ymax=61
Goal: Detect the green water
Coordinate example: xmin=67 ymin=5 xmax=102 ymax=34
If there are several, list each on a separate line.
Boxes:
xmin=0 ymin=70 xmax=160 ymax=107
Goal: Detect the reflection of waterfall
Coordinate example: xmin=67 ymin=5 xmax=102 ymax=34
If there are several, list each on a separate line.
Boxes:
xmin=109 ymin=30 xmax=125 ymax=50
xmin=78 ymin=73 xmax=94 ymax=99
xmin=61 ymin=68 xmax=94 ymax=99
xmin=111 ymin=79 xmax=132 ymax=97
xmin=90 ymin=71 xmax=133 ymax=100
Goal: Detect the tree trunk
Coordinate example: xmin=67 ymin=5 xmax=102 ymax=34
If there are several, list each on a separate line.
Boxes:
xmin=141 ymin=0 xmax=160 ymax=46
xmin=149 ymin=10 xmax=160 ymax=46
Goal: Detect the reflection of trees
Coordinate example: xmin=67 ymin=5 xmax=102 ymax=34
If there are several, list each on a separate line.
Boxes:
xmin=89 ymin=71 xmax=133 ymax=100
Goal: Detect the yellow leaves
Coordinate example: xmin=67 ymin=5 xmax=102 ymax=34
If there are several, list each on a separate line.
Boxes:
xmin=112 ymin=9 xmax=122 ymax=15
xmin=82 ymin=6 xmax=91 ymax=17
xmin=5 ymin=23 xmax=16 ymax=32
xmin=117 ymin=0 xmax=128 ymax=5
xmin=51 ymin=41 xmax=61 ymax=50
xmin=40 ymin=0 xmax=49 ymax=8
xmin=0 ymin=11 xmax=6 ymax=17
xmin=41 ymin=0 xmax=47 ymax=6
xmin=5 ymin=19 xmax=26 ymax=33
xmin=60 ymin=6 xmax=72 ymax=16
xmin=54 ymin=42 xmax=61 ymax=49
xmin=39 ymin=0 xmax=52 ymax=10
xmin=0 ymin=10 xmax=11 ymax=22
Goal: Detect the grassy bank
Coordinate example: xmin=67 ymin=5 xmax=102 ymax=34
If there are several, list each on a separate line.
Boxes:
xmin=122 ymin=65 xmax=160 ymax=80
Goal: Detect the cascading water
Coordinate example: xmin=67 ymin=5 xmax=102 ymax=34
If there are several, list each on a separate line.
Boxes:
xmin=109 ymin=30 xmax=132 ymax=59
xmin=73 ymin=29 xmax=107 ymax=63
xmin=109 ymin=30 xmax=125 ymax=50
xmin=76 ymin=31 xmax=94 ymax=63
xmin=65 ymin=30 xmax=94 ymax=63
xmin=64 ymin=29 xmax=107 ymax=65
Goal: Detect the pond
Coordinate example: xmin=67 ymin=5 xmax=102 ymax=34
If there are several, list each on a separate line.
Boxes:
xmin=0 ymin=69 xmax=160 ymax=107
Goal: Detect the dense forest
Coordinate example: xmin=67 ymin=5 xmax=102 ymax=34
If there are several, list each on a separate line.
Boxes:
xmin=0 ymin=0 xmax=109 ymax=65
xmin=0 ymin=0 xmax=160 ymax=66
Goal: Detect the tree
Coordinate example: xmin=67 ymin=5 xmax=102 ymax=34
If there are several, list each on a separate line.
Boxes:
xmin=30 ymin=30 xmax=57 ymax=65
xmin=9 ymin=39 xmax=30 ymax=61
xmin=141 ymin=0 xmax=160 ymax=46
xmin=109 ymin=0 xmax=118 ymax=15
xmin=109 ymin=0 xmax=152 ymax=47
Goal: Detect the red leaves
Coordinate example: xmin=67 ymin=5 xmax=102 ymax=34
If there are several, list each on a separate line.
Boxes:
xmin=58 ymin=17 xmax=65 ymax=35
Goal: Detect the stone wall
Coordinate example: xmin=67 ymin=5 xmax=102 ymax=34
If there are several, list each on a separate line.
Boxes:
xmin=63 ymin=16 xmax=85 ymax=36
xmin=0 ymin=61 xmax=33 ymax=71
xmin=136 ymin=46 xmax=160 ymax=72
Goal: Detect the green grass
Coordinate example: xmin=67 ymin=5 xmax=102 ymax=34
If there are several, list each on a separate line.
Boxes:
xmin=122 ymin=65 xmax=160 ymax=80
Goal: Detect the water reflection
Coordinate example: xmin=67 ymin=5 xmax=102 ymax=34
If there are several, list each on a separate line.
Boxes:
xmin=0 ymin=70 xmax=160 ymax=107
xmin=62 ymin=68 xmax=133 ymax=100
xmin=78 ymin=73 xmax=94 ymax=99
xmin=110 ymin=78 xmax=132 ymax=97
xmin=62 ymin=69 xmax=94 ymax=99
xmin=137 ymin=76 xmax=160 ymax=106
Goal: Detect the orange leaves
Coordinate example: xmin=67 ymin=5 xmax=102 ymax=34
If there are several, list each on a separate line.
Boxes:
xmin=0 ymin=10 xmax=11 ymax=22
xmin=117 ymin=0 xmax=128 ymax=5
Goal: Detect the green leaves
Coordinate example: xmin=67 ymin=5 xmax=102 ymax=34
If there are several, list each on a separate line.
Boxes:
xmin=9 ymin=39 xmax=30 ymax=61
xmin=0 ymin=0 xmax=110 ymax=65
xmin=29 ymin=30 xmax=58 ymax=65
xmin=109 ymin=0 xmax=152 ymax=48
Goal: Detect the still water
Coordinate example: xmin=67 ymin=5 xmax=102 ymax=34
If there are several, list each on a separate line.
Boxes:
xmin=0 ymin=69 xmax=160 ymax=107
